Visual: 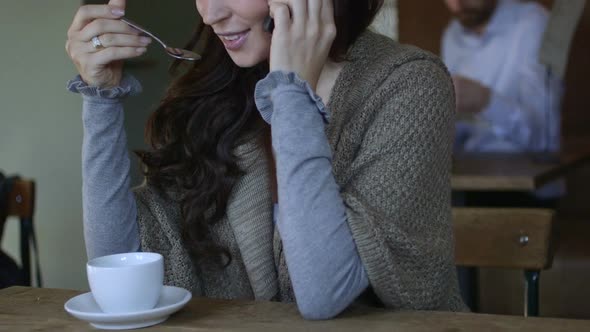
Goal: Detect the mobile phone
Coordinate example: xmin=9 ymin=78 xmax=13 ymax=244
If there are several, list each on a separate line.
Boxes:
xmin=263 ymin=16 xmax=275 ymax=33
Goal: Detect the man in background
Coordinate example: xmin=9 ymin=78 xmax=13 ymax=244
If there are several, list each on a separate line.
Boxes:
xmin=442 ymin=0 xmax=565 ymax=204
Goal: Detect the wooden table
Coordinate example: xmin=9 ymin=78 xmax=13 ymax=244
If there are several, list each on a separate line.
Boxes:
xmin=451 ymin=151 xmax=590 ymax=191
xmin=2 ymin=287 xmax=590 ymax=331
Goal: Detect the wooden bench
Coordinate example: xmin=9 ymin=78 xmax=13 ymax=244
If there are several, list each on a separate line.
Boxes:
xmin=453 ymin=208 xmax=555 ymax=317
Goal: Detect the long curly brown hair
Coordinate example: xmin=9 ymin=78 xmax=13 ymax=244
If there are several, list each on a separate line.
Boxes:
xmin=138 ymin=0 xmax=384 ymax=267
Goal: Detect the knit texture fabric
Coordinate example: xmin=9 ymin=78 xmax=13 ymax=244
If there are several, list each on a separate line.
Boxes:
xmin=134 ymin=30 xmax=466 ymax=311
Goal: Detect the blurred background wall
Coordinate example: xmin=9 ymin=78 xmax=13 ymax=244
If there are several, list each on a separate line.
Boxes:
xmin=1 ymin=0 xmax=87 ymax=290
xmin=0 ymin=0 xmax=196 ymax=290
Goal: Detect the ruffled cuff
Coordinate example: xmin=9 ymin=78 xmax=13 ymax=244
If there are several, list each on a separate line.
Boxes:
xmin=66 ymin=74 xmax=142 ymax=101
xmin=254 ymin=71 xmax=329 ymax=124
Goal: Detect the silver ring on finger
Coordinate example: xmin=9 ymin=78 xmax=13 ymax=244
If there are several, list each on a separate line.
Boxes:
xmin=91 ymin=35 xmax=104 ymax=49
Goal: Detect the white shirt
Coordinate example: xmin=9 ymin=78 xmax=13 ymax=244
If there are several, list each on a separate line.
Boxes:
xmin=442 ymin=0 xmax=564 ymax=154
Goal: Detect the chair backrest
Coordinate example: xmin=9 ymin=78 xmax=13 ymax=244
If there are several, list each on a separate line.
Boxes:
xmin=453 ymin=208 xmax=555 ymax=270
xmin=4 ymin=179 xmax=35 ymax=220
xmin=1 ymin=178 xmax=40 ymax=287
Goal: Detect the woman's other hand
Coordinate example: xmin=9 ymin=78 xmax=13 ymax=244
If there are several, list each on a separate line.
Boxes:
xmin=268 ymin=0 xmax=336 ymax=91
xmin=65 ymin=0 xmax=151 ymax=88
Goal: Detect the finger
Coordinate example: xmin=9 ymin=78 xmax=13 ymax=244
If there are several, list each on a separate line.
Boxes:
xmin=86 ymin=34 xmax=152 ymax=53
xmin=320 ymin=0 xmax=335 ymax=25
xmin=78 ymin=19 xmax=140 ymax=42
xmin=271 ymin=0 xmax=304 ymax=24
xmin=65 ymin=39 xmax=88 ymax=62
xmin=69 ymin=5 xmax=125 ymax=35
xmin=319 ymin=0 xmax=336 ymax=45
xmin=90 ymin=46 xmax=147 ymax=65
xmin=269 ymin=3 xmax=291 ymax=33
xmin=99 ymin=33 xmax=151 ymax=49
xmin=289 ymin=0 xmax=307 ymax=27
xmin=108 ymin=0 xmax=126 ymax=9
xmin=308 ymin=0 xmax=321 ymax=24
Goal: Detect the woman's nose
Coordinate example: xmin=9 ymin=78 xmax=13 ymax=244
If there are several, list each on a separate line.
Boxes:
xmin=198 ymin=0 xmax=231 ymax=26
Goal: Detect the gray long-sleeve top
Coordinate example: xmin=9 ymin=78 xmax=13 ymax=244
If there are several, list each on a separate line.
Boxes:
xmin=68 ymin=72 xmax=368 ymax=319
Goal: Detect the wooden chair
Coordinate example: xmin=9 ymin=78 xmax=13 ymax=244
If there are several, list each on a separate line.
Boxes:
xmin=453 ymin=208 xmax=555 ymax=317
xmin=1 ymin=178 xmax=40 ymax=287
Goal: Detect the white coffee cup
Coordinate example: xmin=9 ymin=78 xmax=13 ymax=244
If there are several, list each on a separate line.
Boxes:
xmin=86 ymin=252 xmax=164 ymax=314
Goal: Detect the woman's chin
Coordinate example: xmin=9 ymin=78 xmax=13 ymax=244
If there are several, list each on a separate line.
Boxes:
xmin=228 ymin=52 xmax=268 ymax=68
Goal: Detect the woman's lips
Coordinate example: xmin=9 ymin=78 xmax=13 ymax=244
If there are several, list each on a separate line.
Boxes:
xmin=219 ymin=30 xmax=250 ymax=51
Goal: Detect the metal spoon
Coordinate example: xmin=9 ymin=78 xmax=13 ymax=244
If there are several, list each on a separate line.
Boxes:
xmin=120 ymin=17 xmax=201 ymax=61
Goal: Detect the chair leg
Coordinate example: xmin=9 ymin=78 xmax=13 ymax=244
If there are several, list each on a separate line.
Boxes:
xmin=524 ymin=270 xmax=540 ymax=317
xmin=19 ymin=218 xmax=32 ymax=286
xmin=457 ymin=266 xmax=479 ymax=312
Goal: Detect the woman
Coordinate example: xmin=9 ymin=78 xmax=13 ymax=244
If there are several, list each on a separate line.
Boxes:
xmin=66 ymin=0 xmax=466 ymax=319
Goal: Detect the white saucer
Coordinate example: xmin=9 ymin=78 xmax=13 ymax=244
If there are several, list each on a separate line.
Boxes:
xmin=64 ymin=285 xmax=192 ymax=330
